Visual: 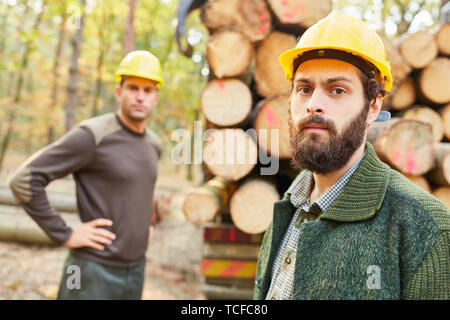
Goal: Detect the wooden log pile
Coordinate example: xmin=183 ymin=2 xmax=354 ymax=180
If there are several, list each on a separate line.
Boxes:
xmin=372 ymin=23 xmax=450 ymax=207
xmin=183 ymin=2 xmax=450 ymax=235
xmin=183 ymin=0 xmax=335 ymax=299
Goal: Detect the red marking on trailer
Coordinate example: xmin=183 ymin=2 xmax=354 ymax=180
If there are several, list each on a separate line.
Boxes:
xmin=229 ymin=228 xmax=236 ymax=242
xmin=200 ymin=259 xmax=215 ymax=273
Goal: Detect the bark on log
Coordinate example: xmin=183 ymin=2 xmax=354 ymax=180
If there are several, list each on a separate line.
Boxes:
xmin=381 ymin=36 xmax=412 ymax=88
xmin=0 ymin=206 xmax=80 ymax=245
xmin=0 ymin=184 xmax=77 ymax=213
xmin=183 ymin=176 xmax=237 ymax=224
xmin=201 ymin=79 xmax=252 ymax=127
xmin=432 ymin=186 xmax=450 ymax=208
xmin=254 ymin=31 xmax=297 ymax=98
xmin=390 ymin=77 xmax=416 ymax=110
xmin=253 ymin=92 xmax=291 ymax=159
xmin=419 ymin=57 xmax=450 ymax=104
xmin=207 ymin=28 xmax=254 ymax=79
xmin=435 ymin=23 xmax=450 ymax=56
xmin=441 ymin=104 xmax=450 ymax=140
xmin=230 ymin=178 xmax=280 ymax=234
xmin=267 ymin=0 xmax=331 ymax=29
xmin=403 ymin=106 xmax=444 ymax=142
xmin=201 ymin=0 xmax=272 ymax=42
xmin=403 ymin=174 xmax=431 ymax=193
xmin=203 ymin=128 xmax=258 ymax=181
xmin=367 ymin=118 xmax=434 ymax=176
xmin=426 ymin=143 xmax=450 ymax=186
xmin=399 ymin=31 xmax=438 ymax=69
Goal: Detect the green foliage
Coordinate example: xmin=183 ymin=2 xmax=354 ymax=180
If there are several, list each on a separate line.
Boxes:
xmin=332 ymin=0 xmax=442 ymax=37
xmin=0 ymin=0 xmax=208 ymax=157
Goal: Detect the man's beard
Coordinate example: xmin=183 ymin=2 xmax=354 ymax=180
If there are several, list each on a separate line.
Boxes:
xmin=288 ymin=103 xmax=369 ymax=174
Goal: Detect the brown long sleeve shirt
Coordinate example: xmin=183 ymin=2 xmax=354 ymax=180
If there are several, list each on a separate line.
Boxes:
xmin=8 ymin=112 xmax=161 ymax=268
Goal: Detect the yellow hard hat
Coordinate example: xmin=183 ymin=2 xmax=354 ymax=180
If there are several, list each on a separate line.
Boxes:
xmin=279 ymin=11 xmax=393 ymax=92
xmin=115 ymin=50 xmax=164 ymax=88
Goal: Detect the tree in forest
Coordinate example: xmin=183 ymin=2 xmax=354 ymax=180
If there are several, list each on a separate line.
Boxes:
xmin=64 ymin=0 xmax=86 ymax=132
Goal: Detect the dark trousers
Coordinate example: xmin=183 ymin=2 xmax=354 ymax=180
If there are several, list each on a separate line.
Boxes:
xmin=57 ymin=252 xmax=146 ymax=300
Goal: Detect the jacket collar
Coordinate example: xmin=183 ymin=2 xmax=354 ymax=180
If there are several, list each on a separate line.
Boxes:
xmin=283 ymin=141 xmax=391 ymax=222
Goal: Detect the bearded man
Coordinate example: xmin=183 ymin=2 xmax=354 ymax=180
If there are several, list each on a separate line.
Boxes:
xmin=253 ymin=12 xmax=450 ymax=300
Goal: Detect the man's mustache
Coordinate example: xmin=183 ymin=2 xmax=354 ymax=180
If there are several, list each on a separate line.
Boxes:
xmin=296 ymin=115 xmax=337 ymax=134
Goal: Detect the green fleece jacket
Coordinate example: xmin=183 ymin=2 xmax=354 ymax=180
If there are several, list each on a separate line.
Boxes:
xmin=254 ymin=141 xmax=450 ymax=300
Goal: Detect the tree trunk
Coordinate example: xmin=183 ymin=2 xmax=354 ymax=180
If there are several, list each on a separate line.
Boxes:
xmin=403 ymin=106 xmax=444 ymax=142
xmin=123 ymin=0 xmax=136 ymax=55
xmin=183 ymin=176 xmax=237 ymax=224
xmin=0 ymin=3 xmax=10 ymax=55
xmin=267 ymin=0 xmax=331 ymax=29
xmin=403 ymin=174 xmax=431 ymax=192
xmin=91 ymin=49 xmax=104 ymax=117
xmin=229 ymin=178 xmax=280 ymax=234
xmin=390 ymin=77 xmax=416 ymax=110
xmin=399 ymin=31 xmax=438 ymax=69
xmin=201 ymin=0 xmax=272 ymax=42
xmin=0 ymin=6 xmax=44 ymax=171
xmin=48 ymin=4 xmax=68 ymax=143
xmin=381 ymin=36 xmax=411 ymax=89
xmin=435 ymin=23 xmax=450 ymax=55
xmin=207 ymin=28 xmax=254 ymax=79
xmin=201 ymin=79 xmax=252 ymax=127
xmin=441 ymin=104 xmax=450 ymax=140
xmin=253 ymin=92 xmax=291 ymax=159
xmin=432 ymin=186 xmax=450 ymax=208
xmin=367 ymin=118 xmax=434 ymax=176
xmin=254 ymin=31 xmax=297 ymax=98
xmin=65 ymin=0 xmax=86 ymax=132
xmin=0 ymin=184 xmax=77 ymax=212
xmin=203 ymin=128 xmax=258 ymax=181
xmin=418 ymin=57 xmax=450 ymax=105
xmin=427 ymin=143 xmax=450 ymax=186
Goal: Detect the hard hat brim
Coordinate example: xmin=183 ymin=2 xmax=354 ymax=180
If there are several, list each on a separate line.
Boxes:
xmin=279 ymin=46 xmax=392 ymax=92
xmin=115 ymin=73 xmax=163 ymax=88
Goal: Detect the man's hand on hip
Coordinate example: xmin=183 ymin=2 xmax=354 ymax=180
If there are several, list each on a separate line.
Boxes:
xmin=64 ymin=219 xmax=116 ymax=251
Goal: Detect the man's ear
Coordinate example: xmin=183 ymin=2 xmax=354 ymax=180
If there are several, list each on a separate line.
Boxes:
xmin=115 ymin=86 xmax=121 ymax=102
xmin=366 ymin=95 xmax=383 ymax=126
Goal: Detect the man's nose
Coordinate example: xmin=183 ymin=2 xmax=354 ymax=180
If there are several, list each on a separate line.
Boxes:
xmin=136 ymin=89 xmax=145 ymax=101
xmin=306 ymin=89 xmax=326 ymax=116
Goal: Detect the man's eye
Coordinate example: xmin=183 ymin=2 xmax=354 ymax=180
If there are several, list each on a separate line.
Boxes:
xmin=297 ymin=87 xmax=311 ymax=94
xmin=332 ymin=88 xmax=345 ymax=95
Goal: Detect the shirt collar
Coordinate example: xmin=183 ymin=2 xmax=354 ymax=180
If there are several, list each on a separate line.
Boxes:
xmin=287 ymin=149 xmax=365 ymax=212
xmin=283 ymin=142 xmax=391 ymax=222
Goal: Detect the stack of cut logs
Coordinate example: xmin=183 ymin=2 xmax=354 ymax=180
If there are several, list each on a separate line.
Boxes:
xmin=182 ymin=0 xmax=450 ymax=235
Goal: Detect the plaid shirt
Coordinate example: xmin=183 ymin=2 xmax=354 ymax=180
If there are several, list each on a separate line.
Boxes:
xmin=265 ymin=152 xmax=365 ymax=300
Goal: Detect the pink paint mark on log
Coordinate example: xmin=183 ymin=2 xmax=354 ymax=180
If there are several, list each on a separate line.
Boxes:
xmin=282 ymin=11 xmax=294 ymax=20
xmin=259 ymin=13 xmax=268 ymax=21
xmin=265 ymin=107 xmax=279 ymax=126
xmin=294 ymin=4 xmax=306 ymax=14
xmin=218 ymin=80 xmax=225 ymax=91
xmin=257 ymin=22 xmax=269 ymax=35
xmin=281 ymin=0 xmax=289 ymax=7
xmin=405 ymin=154 xmax=419 ymax=174
xmin=391 ymin=149 xmax=402 ymax=164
